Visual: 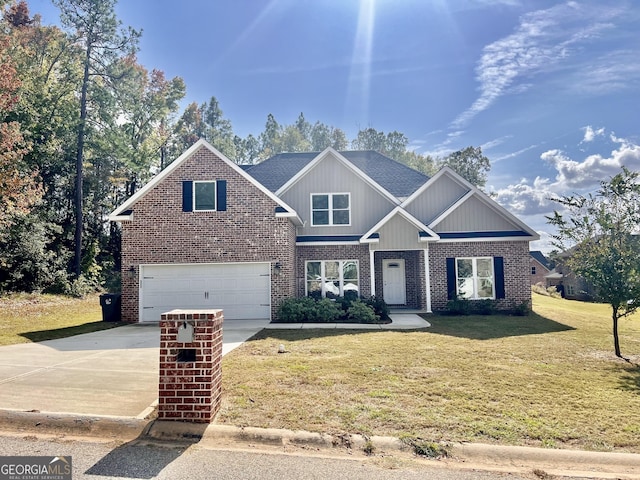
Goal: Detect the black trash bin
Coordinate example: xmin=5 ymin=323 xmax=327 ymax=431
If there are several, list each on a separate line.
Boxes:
xmin=99 ymin=293 xmax=121 ymax=322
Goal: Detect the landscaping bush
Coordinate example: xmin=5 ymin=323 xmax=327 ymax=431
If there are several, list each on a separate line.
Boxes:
xmin=362 ymin=295 xmax=390 ymax=319
xmin=445 ymin=296 xmax=471 ymax=315
xmin=277 ymin=297 xmax=342 ymax=322
xmin=511 ymin=301 xmax=531 ymax=316
xmin=277 ymin=295 xmax=388 ymax=323
xmin=310 ymin=298 xmax=342 ymax=322
xmin=472 ymin=299 xmax=495 ymax=315
xmin=347 ymin=300 xmax=379 ymax=323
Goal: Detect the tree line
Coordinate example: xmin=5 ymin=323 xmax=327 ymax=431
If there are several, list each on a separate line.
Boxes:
xmin=0 ymin=0 xmax=490 ymax=295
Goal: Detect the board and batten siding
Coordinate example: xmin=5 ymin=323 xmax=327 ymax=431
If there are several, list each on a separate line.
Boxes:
xmin=434 ymin=196 xmax=518 ymax=233
xmin=405 ymin=174 xmax=468 ymax=224
xmin=280 ymin=154 xmax=396 ymax=236
xmin=370 ymin=214 xmax=425 ymax=251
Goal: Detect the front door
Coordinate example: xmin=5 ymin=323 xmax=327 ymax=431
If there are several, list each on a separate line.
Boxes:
xmin=383 ymin=259 xmax=406 ymax=305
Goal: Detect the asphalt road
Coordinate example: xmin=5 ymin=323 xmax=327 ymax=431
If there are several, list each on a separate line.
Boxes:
xmin=0 ymin=433 xmax=597 ymax=480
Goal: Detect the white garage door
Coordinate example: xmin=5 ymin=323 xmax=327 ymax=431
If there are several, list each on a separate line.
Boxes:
xmin=139 ymin=263 xmax=271 ymax=322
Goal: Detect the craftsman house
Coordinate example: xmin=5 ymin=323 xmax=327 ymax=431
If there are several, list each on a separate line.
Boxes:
xmin=109 ymin=139 xmax=539 ymax=322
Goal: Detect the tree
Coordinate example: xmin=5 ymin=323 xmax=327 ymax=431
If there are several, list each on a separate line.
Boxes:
xmin=55 ymin=0 xmax=139 ymax=277
xmin=0 ymin=6 xmax=43 ymax=228
xmin=440 ymin=146 xmax=490 ymax=188
xmin=547 ymin=167 xmax=640 ymax=359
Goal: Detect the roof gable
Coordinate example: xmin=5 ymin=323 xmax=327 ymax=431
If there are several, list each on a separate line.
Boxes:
xmin=530 ymin=251 xmax=551 ymax=270
xmin=274 ymin=148 xmax=401 ymax=205
xmin=109 ymin=139 xmax=300 ymax=222
xmin=246 ymin=149 xmax=429 ymax=200
xmin=361 ymin=207 xmax=439 ymax=245
xmin=411 ymin=167 xmax=539 ymax=240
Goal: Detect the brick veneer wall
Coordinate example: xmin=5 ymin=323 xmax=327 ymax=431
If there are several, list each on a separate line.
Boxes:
xmin=374 ymin=251 xmax=426 ymax=309
xmin=295 ymin=244 xmax=371 ymax=299
xmin=429 ymin=241 xmax=531 ymax=311
xmin=120 ymin=146 xmax=296 ymax=322
xmin=159 ymin=310 xmax=223 ymax=423
xmin=530 ymin=258 xmax=550 ymax=286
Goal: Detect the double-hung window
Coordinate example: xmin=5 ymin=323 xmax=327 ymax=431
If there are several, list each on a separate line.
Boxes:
xmin=456 ymin=257 xmax=495 ymax=299
xmin=306 ymin=260 xmax=359 ymax=298
xmin=311 ymin=193 xmax=350 ymax=226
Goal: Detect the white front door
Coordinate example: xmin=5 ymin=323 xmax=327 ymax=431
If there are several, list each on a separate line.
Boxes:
xmin=383 ymin=259 xmax=406 ymax=305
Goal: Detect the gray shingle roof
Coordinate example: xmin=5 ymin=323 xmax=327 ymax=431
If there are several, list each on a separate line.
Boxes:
xmin=530 ymin=250 xmax=550 ymax=270
xmin=245 ymin=150 xmax=429 ymax=199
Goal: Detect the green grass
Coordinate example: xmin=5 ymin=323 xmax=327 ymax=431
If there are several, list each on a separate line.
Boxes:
xmin=0 ymin=292 xmax=121 ymax=346
xmin=220 ymin=294 xmax=640 ymax=453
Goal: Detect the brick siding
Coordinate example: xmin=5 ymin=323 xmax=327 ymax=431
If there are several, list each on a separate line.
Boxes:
xmin=120 ymin=146 xmax=296 ymax=322
xmin=429 ymin=241 xmax=531 ymax=311
xmin=159 ymin=310 xmax=223 ymax=423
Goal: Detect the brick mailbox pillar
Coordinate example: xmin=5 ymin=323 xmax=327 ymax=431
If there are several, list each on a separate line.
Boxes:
xmin=159 ymin=309 xmax=223 ymax=423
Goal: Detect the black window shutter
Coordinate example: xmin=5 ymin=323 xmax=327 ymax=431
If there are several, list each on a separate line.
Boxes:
xmin=216 ymin=180 xmax=227 ymax=211
xmin=494 ymin=256 xmax=505 ymax=299
xmin=446 ymin=257 xmax=456 ymax=300
xmin=182 ymin=181 xmax=193 ymax=212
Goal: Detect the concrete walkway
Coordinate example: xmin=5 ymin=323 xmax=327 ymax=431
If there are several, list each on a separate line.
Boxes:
xmin=265 ymin=313 xmax=430 ymax=330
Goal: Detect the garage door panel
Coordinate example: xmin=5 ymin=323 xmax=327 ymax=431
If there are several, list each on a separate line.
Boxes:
xmin=140 ymin=263 xmax=271 ymax=322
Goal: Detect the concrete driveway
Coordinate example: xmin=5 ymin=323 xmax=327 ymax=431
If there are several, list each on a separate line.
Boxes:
xmin=0 ymin=319 xmax=269 ymax=418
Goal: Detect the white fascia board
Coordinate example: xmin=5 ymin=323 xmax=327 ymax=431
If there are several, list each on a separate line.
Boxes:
xmin=429 ymin=190 xmax=475 ymax=229
xmin=108 ymin=213 xmax=133 ymax=222
xmin=360 ymin=207 xmax=440 ymax=243
xmin=109 ymin=139 xmax=300 ymax=222
xmin=276 ymin=148 xmax=401 ymax=206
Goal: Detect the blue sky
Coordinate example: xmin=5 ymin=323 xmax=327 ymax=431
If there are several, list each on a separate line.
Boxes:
xmin=28 ymin=0 xmax=640 ymax=252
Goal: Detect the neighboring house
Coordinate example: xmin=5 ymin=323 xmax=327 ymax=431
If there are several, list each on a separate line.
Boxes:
xmin=529 ymin=251 xmax=551 ymax=286
xmin=545 ymin=257 xmax=595 ymax=301
xmin=109 ymin=140 xmax=539 ymax=322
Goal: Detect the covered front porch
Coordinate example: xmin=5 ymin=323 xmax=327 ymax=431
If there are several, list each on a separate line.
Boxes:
xmin=370 ymin=250 xmax=431 ymax=312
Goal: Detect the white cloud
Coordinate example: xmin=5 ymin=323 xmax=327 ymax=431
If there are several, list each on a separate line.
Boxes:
xmin=451 ymin=2 xmax=624 ymax=129
xmin=494 ymin=134 xmax=640 ymax=218
xmin=582 ymin=125 xmax=605 ymax=142
xmin=543 ymin=137 xmax=640 ymax=189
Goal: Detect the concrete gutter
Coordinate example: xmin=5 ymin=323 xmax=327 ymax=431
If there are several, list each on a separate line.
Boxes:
xmin=4 ymin=410 xmax=639 ymax=479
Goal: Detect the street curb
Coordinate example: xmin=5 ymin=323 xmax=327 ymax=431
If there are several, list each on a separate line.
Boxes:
xmin=0 ymin=409 xmax=150 ymax=442
xmin=144 ymin=421 xmax=640 ymax=478
xmin=3 ymin=410 xmax=640 ymax=478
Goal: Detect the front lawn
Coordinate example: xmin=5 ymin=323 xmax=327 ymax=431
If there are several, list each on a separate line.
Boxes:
xmin=220 ymin=294 xmax=640 ymax=452
xmin=0 ymin=293 xmax=120 ymax=346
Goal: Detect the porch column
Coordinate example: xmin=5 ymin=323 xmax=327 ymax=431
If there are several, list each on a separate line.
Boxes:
xmin=369 ymin=249 xmax=376 ymax=297
xmin=424 ymin=247 xmax=432 ymax=313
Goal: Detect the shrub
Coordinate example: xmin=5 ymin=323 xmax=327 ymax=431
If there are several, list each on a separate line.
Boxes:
xmin=347 ymin=300 xmax=379 ymax=323
xmin=277 ymin=297 xmax=342 ymax=323
xmin=362 ymin=295 xmax=390 ymax=319
xmin=277 ymin=297 xmax=316 ymax=323
xmin=511 ymin=301 xmax=531 ymax=316
xmin=311 ymin=298 xmax=342 ymax=322
xmin=471 ymin=299 xmax=495 ymax=315
xmin=445 ymin=296 xmax=471 ymax=315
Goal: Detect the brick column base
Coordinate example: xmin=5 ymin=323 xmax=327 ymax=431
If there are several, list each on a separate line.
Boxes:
xmin=159 ymin=310 xmax=223 ymax=423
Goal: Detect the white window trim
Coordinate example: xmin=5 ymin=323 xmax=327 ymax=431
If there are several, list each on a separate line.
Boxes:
xmin=310 ymin=193 xmax=351 ymax=227
xmin=305 ymin=260 xmax=359 ymax=297
xmin=456 ymin=256 xmax=495 ymax=300
xmin=193 ymin=180 xmax=216 ymax=212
